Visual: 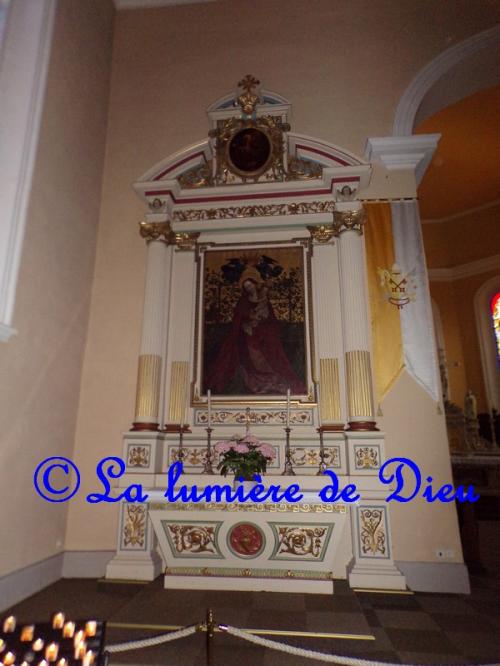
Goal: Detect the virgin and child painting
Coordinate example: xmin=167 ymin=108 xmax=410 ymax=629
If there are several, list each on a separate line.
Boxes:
xmin=201 ymin=246 xmax=308 ymax=396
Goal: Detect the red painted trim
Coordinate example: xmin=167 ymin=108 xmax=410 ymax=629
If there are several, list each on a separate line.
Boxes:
xmin=153 ymin=151 xmax=206 ymax=181
xmin=295 ymin=143 xmax=353 ymax=166
xmin=145 ymin=176 xmax=359 ymax=204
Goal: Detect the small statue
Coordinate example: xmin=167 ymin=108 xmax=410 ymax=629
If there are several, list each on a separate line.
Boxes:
xmin=464 ymin=389 xmax=477 ymax=421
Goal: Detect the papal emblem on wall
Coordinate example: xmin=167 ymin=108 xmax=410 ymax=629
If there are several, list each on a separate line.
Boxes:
xmin=377 ymin=263 xmax=417 ymax=310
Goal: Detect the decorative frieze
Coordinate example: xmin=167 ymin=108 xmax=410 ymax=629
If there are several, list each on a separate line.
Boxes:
xmin=194 ymin=408 xmax=313 ymax=426
xmin=173 ymin=200 xmax=336 ymax=222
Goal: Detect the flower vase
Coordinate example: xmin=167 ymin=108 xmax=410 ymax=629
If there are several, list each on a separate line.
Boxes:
xmin=233 ymin=477 xmax=257 ymax=494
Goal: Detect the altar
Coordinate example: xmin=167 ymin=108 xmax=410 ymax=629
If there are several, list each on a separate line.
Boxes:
xmin=104 ymin=75 xmax=409 ymax=593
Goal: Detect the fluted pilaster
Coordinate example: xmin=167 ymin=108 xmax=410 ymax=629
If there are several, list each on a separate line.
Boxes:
xmin=336 ymin=203 xmax=376 ymax=430
xmin=132 ymin=222 xmax=173 ymax=430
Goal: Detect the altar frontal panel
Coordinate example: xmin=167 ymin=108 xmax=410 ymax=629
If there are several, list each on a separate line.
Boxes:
xmin=149 ymin=502 xmax=347 ymax=593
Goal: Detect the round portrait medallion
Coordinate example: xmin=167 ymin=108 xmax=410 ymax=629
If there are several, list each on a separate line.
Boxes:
xmin=228 ymin=522 xmax=265 ymax=558
xmin=227 ymin=127 xmax=272 ymax=176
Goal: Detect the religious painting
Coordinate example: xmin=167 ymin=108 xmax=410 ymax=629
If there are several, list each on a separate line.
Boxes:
xmin=196 ymin=243 xmax=312 ymax=399
xmin=227 ymin=127 xmax=272 ymax=176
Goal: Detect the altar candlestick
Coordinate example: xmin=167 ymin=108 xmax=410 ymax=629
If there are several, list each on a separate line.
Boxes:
xmin=286 ymin=388 xmax=291 ymax=427
xmin=207 ymin=389 xmax=212 ymax=427
xmin=316 ymin=381 xmax=322 ymax=428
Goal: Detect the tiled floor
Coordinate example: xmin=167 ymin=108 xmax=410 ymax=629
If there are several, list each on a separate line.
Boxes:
xmin=4 ymin=568 xmax=500 ymax=666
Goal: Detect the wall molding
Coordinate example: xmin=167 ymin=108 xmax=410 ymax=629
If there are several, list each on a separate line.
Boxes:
xmin=428 ymin=254 xmax=500 ymax=282
xmin=395 ymin=560 xmax=470 ymax=594
xmin=0 ymin=551 xmax=114 ymax=612
xmin=393 ymin=25 xmax=500 ymax=136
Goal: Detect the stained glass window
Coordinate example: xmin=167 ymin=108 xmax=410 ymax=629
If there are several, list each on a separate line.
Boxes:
xmin=491 ymin=292 xmax=500 ymax=362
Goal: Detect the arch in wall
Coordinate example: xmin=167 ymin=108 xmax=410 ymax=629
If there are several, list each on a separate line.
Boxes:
xmin=474 ymin=275 xmax=500 ymax=412
xmin=393 ymin=24 xmax=500 ymax=136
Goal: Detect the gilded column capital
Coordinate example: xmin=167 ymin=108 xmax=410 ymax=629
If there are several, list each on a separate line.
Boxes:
xmin=307 ymin=224 xmax=336 ymax=244
xmin=139 ymin=220 xmax=174 ymax=243
xmin=174 ymin=232 xmax=201 ymax=251
xmin=332 ymin=206 xmax=367 ymax=235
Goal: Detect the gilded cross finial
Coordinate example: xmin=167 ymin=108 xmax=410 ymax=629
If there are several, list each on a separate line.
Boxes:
xmin=237 ymin=74 xmax=261 ymax=115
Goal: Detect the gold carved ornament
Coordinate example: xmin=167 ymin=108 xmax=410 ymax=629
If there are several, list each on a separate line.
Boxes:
xmin=139 ymin=220 xmax=199 ymax=250
xmin=128 ymin=446 xmax=150 ymax=468
xmin=236 ymin=74 xmax=261 ymax=115
xmin=168 ymin=524 xmax=217 ymax=554
xmin=277 ymin=526 xmax=327 ymax=558
xmin=173 ymin=200 xmax=336 ymax=222
xmin=332 ymin=207 xmax=367 ymax=235
xmin=355 ymin=446 xmax=379 ymax=469
xmin=360 ymin=508 xmax=386 ymax=556
xmin=123 ymin=505 xmax=146 ymax=547
xmin=307 ymin=225 xmax=336 ymax=244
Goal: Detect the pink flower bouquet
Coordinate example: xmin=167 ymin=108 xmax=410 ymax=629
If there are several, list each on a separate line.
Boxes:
xmin=214 ymin=433 xmax=276 ymax=480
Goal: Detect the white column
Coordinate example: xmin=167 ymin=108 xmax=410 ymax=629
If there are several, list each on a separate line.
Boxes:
xmin=310 ymin=232 xmax=346 ymax=429
xmin=132 ymin=221 xmax=173 ymax=431
xmin=335 ymin=202 xmax=376 ymax=430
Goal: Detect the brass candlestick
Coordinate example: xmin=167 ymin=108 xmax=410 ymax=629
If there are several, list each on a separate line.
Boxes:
xmin=317 ymin=427 xmax=327 ymax=475
xmin=178 ymin=426 xmax=185 ymax=464
xmin=203 ymin=427 xmax=214 ymax=474
xmin=282 ymin=426 xmax=295 ymax=476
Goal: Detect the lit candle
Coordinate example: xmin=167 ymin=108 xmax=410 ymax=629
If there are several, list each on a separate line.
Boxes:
xmin=3 ymin=652 xmax=16 ymax=665
xmin=56 ymin=659 xmax=68 ymax=666
xmin=0 ymin=638 xmax=5 ymax=652
xmin=73 ymin=630 xmax=85 ymax=647
xmin=32 ymin=638 xmax=44 ymax=651
xmin=84 ymin=621 xmax=97 ymax=637
xmin=286 ymin=388 xmax=291 ymax=427
xmin=82 ymin=650 xmax=95 ymax=665
xmin=62 ymin=621 xmax=75 ymax=638
xmin=20 ymin=624 xmax=35 ymax=641
xmin=74 ymin=641 xmax=87 ymax=660
xmin=207 ymin=389 xmax=212 ymax=427
xmin=38 ymin=661 xmax=49 ymax=666
xmin=45 ymin=641 xmax=59 ymax=661
xmin=51 ymin=612 xmax=65 ymax=629
xmin=3 ymin=615 xmax=16 ymax=632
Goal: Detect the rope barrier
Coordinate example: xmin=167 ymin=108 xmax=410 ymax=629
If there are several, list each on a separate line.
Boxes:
xmin=222 ymin=624 xmax=500 ymax=666
xmin=105 ymin=624 xmax=197 ymax=653
xmin=104 ymin=612 xmax=499 ymax=666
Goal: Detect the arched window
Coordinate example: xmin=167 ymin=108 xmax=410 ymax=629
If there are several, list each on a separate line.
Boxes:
xmin=491 ymin=292 xmax=500 ymax=364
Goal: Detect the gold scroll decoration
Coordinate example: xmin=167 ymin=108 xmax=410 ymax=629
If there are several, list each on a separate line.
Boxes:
xmin=135 ymin=354 xmax=162 ymax=420
xmin=345 ymin=350 xmax=375 ymax=418
xmin=364 ymin=203 xmax=403 ymax=403
xmin=168 ymin=361 xmax=190 ymax=424
xmin=319 ymin=358 xmax=341 ymax=422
